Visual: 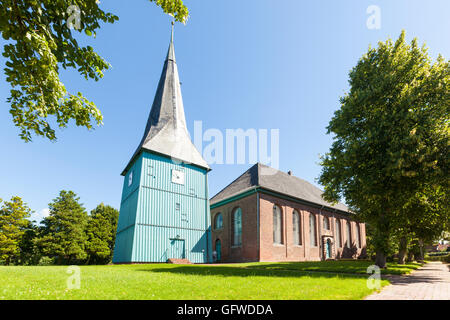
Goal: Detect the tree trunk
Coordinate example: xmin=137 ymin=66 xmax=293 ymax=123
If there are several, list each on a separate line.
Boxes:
xmin=398 ymin=237 xmax=408 ymax=264
xmin=374 ymin=213 xmax=389 ymax=269
xmin=375 ymin=250 xmax=387 ymax=268
xmin=417 ymin=239 xmax=424 ymax=262
xmin=406 ymin=251 xmax=414 ymax=262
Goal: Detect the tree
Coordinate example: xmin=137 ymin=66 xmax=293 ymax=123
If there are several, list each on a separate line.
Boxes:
xmin=85 ymin=203 xmax=119 ymax=264
xmin=17 ymin=220 xmax=42 ymax=265
xmin=1 ymin=0 xmax=188 ymax=142
xmin=35 ymin=190 xmax=88 ymax=264
xmin=401 ymin=185 xmax=449 ymax=261
xmin=0 ymin=196 xmax=33 ymax=265
xmin=318 ymin=31 xmax=449 ymax=268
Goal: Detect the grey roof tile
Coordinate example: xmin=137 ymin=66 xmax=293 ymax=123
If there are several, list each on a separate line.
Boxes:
xmin=211 ymin=163 xmax=349 ymax=213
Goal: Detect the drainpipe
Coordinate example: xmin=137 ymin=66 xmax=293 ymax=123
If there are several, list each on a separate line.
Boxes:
xmin=332 ymin=211 xmax=335 ymax=259
xmin=319 ymin=206 xmax=324 ymax=260
xmin=205 ymin=173 xmax=210 ymax=263
xmin=303 ymin=211 xmax=306 ymax=259
xmin=285 ymin=205 xmax=288 ymax=259
xmin=256 ymin=191 xmax=260 ymax=261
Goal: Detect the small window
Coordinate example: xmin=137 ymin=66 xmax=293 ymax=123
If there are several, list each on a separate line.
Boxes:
xmin=323 ymin=216 xmax=330 ymax=230
xmin=335 ymin=219 xmax=341 ymax=248
xmin=356 ymin=224 xmax=361 ymax=248
xmin=273 ymin=205 xmax=283 ymax=245
xmin=128 ymin=171 xmax=133 ymax=187
xmin=214 ymin=213 xmax=223 ymax=230
xmin=232 ymin=208 xmax=242 ymax=246
xmin=346 ymin=221 xmax=352 ymax=248
xmin=293 ymin=210 xmax=301 ymax=245
xmin=309 ymin=213 xmax=317 ymax=247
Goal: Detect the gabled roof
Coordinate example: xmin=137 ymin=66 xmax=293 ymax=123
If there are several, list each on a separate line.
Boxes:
xmin=210 ymin=163 xmax=349 ymax=213
xmin=122 ymin=25 xmax=209 ymax=175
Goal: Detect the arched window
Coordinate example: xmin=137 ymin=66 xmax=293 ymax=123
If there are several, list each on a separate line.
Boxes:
xmin=214 ymin=213 xmax=223 ymax=230
xmin=293 ymin=210 xmax=301 ymax=245
xmin=355 ymin=224 xmax=361 ymax=248
xmin=323 ymin=216 xmax=330 ymax=230
xmin=232 ymin=207 xmax=242 ymax=246
xmin=335 ymin=219 xmax=341 ymax=248
xmin=346 ymin=221 xmax=351 ymax=248
xmin=309 ymin=213 xmax=317 ymax=246
xmin=273 ymin=205 xmax=283 ymax=244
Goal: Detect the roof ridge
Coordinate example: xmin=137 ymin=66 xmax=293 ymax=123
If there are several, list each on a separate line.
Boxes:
xmin=210 ymin=163 xmax=259 ymax=201
xmin=211 ymin=163 xmax=349 ymax=213
xmin=258 ymin=162 xmax=325 ymax=193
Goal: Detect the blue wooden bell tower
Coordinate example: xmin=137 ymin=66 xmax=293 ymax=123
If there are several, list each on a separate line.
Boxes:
xmin=113 ymin=25 xmax=211 ymax=264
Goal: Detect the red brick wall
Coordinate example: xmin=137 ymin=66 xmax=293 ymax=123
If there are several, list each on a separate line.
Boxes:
xmin=210 ymin=193 xmax=258 ymax=263
xmin=211 ymin=191 xmax=367 ymax=263
xmin=259 ymin=193 xmax=319 ymax=261
xmin=260 ymin=193 xmax=367 ymax=261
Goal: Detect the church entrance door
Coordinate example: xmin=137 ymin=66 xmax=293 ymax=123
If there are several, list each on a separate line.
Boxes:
xmin=169 ymin=239 xmax=185 ymax=259
xmin=215 ymin=239 xmax=221 ymax=262
xmin=326 ymin=239 xmax=332 ymax=259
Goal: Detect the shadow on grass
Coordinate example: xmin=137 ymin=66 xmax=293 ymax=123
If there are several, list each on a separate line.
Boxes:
xmin=243 ymin=262 xmax=369 ymax=274
xmin=136 ymin=260 xmax=424 ymax=279
xmin=139 ymin=264 xmax=369 ymax=279
xmin=240 ymin=261 xmax=421 ymax=275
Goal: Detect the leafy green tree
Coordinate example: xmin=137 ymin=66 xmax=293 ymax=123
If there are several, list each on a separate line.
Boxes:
xmin=396 ymin=234 xmax=410 ymax=265
xmin=17 ymin=220 xmax=42 ymax=265
xmin=365 ymin=222 xmax=399 ymax=262
xmin=0 ymin=196 xmax=33 ymax=265
xmin=35 ymin=190 xmax=88 ymax=264
xmin=85 ymin=203 xmax=119 ymax=264
xmin=318 ymin=31 xmax=449 ymax=268
xmin=1 ymin=0 xmax=188 ymax=141
xmin=402 ymin=185 xmax=449 ymax=261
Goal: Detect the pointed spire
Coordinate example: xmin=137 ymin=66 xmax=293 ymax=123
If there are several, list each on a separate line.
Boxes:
xmin=122 ymin=22 xmax=209 ymax=175
xmin=167 ymin=21 xmax=176 ymax=62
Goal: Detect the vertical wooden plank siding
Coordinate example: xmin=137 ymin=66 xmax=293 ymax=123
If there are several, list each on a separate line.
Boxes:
xmin=113 ymin=151 xmax=210 ymax=263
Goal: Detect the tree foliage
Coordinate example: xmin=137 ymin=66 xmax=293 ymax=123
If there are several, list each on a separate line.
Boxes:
xmin=401 ymin=185 xmax=449 ymax=244
xmin=0 ymin=191 xmax=121 ymax=265
xmin=0 ymin=196 xmax=33 ymax=265
xmin=318 ymin=31 xmax=449 ymax=267
xmin=17 ymin=220 xmax=41 ymax=265
xmin=1 ymin=0 xmax=188 ymax=141
xmin=85 ymin=203 xmax=119 ymax=264
xmin=35 ymin=190 xmax=89 ymax=263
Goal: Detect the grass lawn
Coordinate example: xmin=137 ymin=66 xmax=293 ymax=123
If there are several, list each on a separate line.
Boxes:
xmin=0 ymin=261 xmax=406 ymax=300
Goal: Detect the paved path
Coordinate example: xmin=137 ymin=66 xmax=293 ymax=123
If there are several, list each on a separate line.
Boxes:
xmin=365 ymin=262 xmax=450 ymax=300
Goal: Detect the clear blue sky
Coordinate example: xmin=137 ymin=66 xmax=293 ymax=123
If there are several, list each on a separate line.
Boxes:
xmin=0 ymin=0 xmax=449 ymax=222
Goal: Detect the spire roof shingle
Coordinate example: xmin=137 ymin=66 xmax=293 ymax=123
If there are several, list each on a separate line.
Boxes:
xmin=122 ymin=25 xmax=209 ymax=175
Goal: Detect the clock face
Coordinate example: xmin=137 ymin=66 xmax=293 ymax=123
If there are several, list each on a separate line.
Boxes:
xmin=171 ymin=169 xmax=185 ymax=185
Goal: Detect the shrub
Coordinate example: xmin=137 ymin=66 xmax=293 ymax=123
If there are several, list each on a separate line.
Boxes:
xmin=425 ymin=253 xmax=450 ymax=262
xmin=427 ymin=251 xmax=449 ymax=257
xmin=444 ymin=255 xmax=450 ymax=263
xmin=38 ymin=256 xmax=55 ymax=266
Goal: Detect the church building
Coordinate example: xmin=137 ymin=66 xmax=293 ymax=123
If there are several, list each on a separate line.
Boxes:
xmin=113 ymin=26 xmax=212 ymax=264
xmin=210 ymin=163 xmax=366 ymax=262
